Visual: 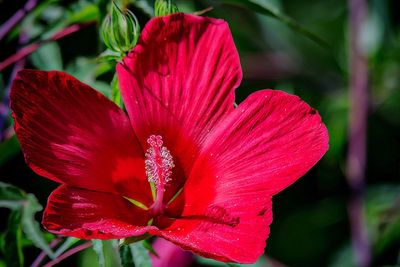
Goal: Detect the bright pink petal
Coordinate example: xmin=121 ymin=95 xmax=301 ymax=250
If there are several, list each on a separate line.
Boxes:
xmin=159 ymin=90 xmax=328 ymax=263
xmin=151 ymin=238 xmax=193 ymax=267
xmin=10 ymin=70 xmax=152 ymax=205
xmin=43 ymin=185 xmax=158 ymax=239
xmin=117 ymin=14 xmax=242 ymax=200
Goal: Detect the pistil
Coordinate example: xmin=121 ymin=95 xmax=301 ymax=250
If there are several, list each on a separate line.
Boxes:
xmin=145 ymin=135 xmax=174 ymax=216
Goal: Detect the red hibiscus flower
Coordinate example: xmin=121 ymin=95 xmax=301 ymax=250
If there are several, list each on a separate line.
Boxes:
xmin=10 ymin=13 xmax=328 ymax=263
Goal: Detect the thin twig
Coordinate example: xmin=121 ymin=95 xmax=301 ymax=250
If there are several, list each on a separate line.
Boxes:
xmin=0 ymin=0 xmax=38 ymax=41
xmin=347 ymin=0 xmax=370 ymax=266
xmin=30 ymin=237 xmax=62 ymax=267
xmin=0 ymin=32 xmax=28 ymax=140
xmin=42 ymin=242 xmax=92 ymax=267
xmin=0 ymin=23 xmax=93 ymax=72
xmin=193 ymin=6 xmax=214 ymax=16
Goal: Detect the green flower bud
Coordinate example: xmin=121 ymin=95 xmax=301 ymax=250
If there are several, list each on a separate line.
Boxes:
xmin=101 ymin=1 xmax=140 ymax=55
xmin=154 ymin=0 xmax=179 ymax=17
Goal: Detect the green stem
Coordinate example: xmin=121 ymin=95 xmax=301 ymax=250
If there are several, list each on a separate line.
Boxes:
xmin=111 ymin=74 xmax=123 ymax=107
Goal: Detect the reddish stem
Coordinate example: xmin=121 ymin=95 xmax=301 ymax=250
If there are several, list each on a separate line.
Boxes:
xmin=0 ymin=23 xmax=93 ymax=72
xmin=0 ymin=32 xmax=28 ymax=140
xmin=42 ymin=242 xmax=92 ymax=267
xmin=347 ymin=0 xmax=370 ymax=266
xmin=0 ymin=0 xmax=38 ymax=41
xmin=30 ymin=237 xmax=62 ymax=267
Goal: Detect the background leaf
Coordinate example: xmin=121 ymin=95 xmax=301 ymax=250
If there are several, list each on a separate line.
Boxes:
xmin=20 ymin=194 xmax=55 ymax=259
xmin=0 ymin=211 xmax=24 ymax=267
xmin=30 ymin=42 xmax=63 ymax=70
xmin=218 ymin=0 xmax=329 ymax=48
xmin=92 ymin=240 xmax=106 ymax=267
xmin=130 ymin=242 xmax=152 ymax=267
xmin=120 ymin=241 xmax=151 ymax=267
xmin=120 ymin=245 xmax=135 ymax=267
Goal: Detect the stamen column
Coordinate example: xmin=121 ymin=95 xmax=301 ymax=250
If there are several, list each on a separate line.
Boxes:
xmin=145 ymin=135 xmax=174 ymax=216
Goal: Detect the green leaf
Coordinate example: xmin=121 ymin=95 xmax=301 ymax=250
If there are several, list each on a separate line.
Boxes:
xmin=67 ymin=3 xmax=100 ymax=24
xmin=0 ymin=183 xmax=54 ymax=259
xmin=328 ymin=244 xmax=353 ymax=267
xmin=0 ymin=182 xmax=25 ymax=210
xmin=92 ymin=240 xmax=106 ymax=267
xmin=82 ymin=240 xmax=121 ymax=267
xmin=221 ymin=0 xmax=329 ymax=48
xmin=119 ymin=245 xmax=134 ymax=267
xmin=21 ymin=194 xmax=55 ymax=259
xmin=1 ymin=211 xmax=24 ymax=267
xmin=365 ymin=185 xmax=400 ymax=256
xmin=30 ymin=42 xmax=63 ymax=70
xmin=65 ymin=57 xmax=113 ymax=98
xmin=120 ymin=241 xmax=151 ymax=267
xmin=130 ymin=242 xmax=152 ymax=267
xmin=0 ymin=182 xmax=25 ymax=201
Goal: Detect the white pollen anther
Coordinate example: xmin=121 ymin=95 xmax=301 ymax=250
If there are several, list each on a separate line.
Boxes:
xmin=145 ymin=135 xmax=174 ymax=189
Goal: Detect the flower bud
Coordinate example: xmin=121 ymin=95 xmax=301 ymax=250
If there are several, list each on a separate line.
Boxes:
xmin=154 ymin=0 xmax=179 ymax=17
xmin=101 ymin=1 xmax=140 ymax=55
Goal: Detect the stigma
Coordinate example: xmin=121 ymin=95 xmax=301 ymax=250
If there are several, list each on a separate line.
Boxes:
xmin=145 ymin=135 xmax=174 ymax=216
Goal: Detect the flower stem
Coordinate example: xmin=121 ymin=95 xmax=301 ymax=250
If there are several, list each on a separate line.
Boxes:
xmin=42 ymin=242 xmax=92 ymax=267
xmin=347 ymin=0 xmax=370 ymax=266
xmin=31 ymin=237 xmax=62 ymax=267
xmin=0 ymin=23 xmax=93 ymax=72
xmin=0 ymin=32 xmax=28 ymax=140
xmin=0 ymin=0 xmax=38 ymax=41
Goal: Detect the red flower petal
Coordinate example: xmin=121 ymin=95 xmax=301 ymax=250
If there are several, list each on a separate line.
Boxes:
xmin=117 ymin=14 xmax=242 ymax=200
xmin=160 ymin=198 xmax=272 ymax=263
xmin=10 ymin=70 xmax=152 ymax=205
xmin=43 ymin=185 xmax=157 ymax=239
xmin=159 ymin=90 xmax=328 ymax=263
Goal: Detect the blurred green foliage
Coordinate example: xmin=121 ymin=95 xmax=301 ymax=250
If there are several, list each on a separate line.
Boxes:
xmin=0 ymin=182 xmax=55 ymax=266
xmin=0 ymin=0 xmax=399 ymax=266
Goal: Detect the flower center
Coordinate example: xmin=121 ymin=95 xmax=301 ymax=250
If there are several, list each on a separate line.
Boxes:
xmin=145 ymin=135 xmax=174 ymax=216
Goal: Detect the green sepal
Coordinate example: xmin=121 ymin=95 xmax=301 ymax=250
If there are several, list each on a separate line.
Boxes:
xmin=119 ymin=233 xmax=152 ymax=246
xmin=101 ymin=1 xmax=140 ymax=55
xmin=154 ymin=0 xmax=179 ymax=17
xmin=143 ymin=239 xmax=159 ymax=257
xmin=98 ymin=49 xmax=123 ymax=62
